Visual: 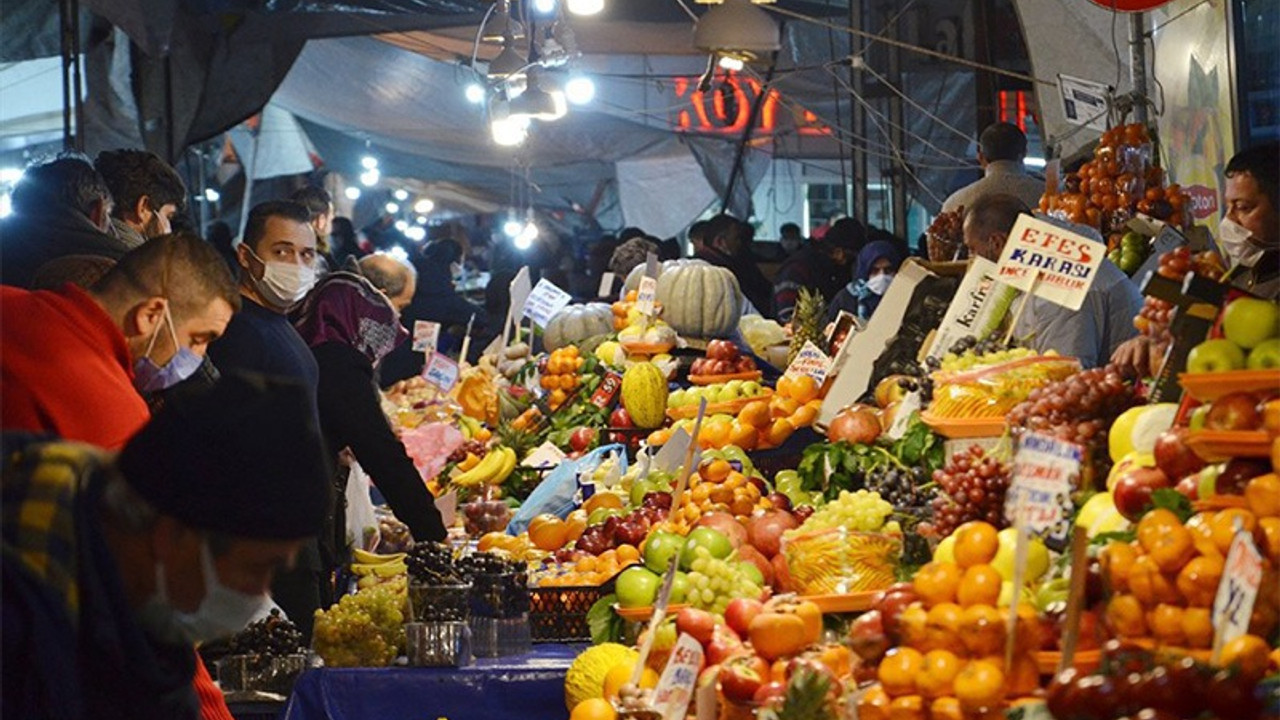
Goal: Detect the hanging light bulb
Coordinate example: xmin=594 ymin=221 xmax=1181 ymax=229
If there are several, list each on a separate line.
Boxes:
xmin=344 ymin=186 xmax=361 ymax=200
xmin=694 ymin=0 xmax=780 ymax=62
xmin=465 ymin=83 xmax=487 ymax=104
xmin=503 ymin=218 xmax=524 ymax=238
xmin=393 ymin=189 xmax=409 ymax=201
xmin=564 ymin=75 xmax=596 ymax=105
xmin=414 ymin=198 xmax=435 ymax=214
xmin=718 ymin=55 xmax=745 ymax=71
xmin=482 ymin=0 xmax=525 ymax=42
xmin=360 ymin=155 xmax=379 ymax=170
xmin=566 ymin=0 xmax=604 ymax=16
xmin=491 ymin=116 xmax=530 ymax=146
xmin=385 ymin=202 xmax=400 ymax=214
xmin=203 ymin=188 xmax=221 ymax=203
xmin=514 ymin=221 xmax=538 ymax=250
xmin=394 ymin=220 xmax=408 ymax=232
xmin=359 ymin=169 xmax=380 ymax=187
xmin=532 ymin=0 xmax=557 ymax=13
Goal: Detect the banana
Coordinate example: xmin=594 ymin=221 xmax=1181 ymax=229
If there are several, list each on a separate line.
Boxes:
xmin=350 ymin=561 xmax=407 ymax=577
xmin=490 ymin=447 xmax=518 ymax=485
xmin=453 ymin=447 xmax=506 ymax=487
xmin=352 ymin=549 xmax=406 ymax=565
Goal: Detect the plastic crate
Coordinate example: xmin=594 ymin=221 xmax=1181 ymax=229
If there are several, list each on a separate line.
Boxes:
xmin=528 ymin=575 xmax=615 ymax=643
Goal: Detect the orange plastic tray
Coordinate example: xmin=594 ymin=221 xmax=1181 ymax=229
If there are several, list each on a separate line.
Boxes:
xmin=614 ymin=603 xmax=689 ymax=622
xmin=1178 ymin=369 xmax=1280 ymax=402
xmin=801 ymin=591 xmax=879 ymax=614
xmin=1185 ymin=429 xmax=1270 ymax=462
xmin=666 ymin=388 xmax=773 ymax=420
xmin=619 ymin=341 xmax=676 ymax=356
xmin=687 ymin=370 xmax=763 ymax=385
xmin=919 ymin=411 xmax=1008 ymax=438
xmin=1034 ymin=649 xmax=1103 ymax=675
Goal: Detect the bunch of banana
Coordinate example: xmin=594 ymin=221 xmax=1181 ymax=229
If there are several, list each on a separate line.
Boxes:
xmin=452 ymin=445 xmax=517 ymax=487
xmin=457 ymin=414 xmax=489 ymax=441
xmin=351 ymin=549 xmax=407 ymax=590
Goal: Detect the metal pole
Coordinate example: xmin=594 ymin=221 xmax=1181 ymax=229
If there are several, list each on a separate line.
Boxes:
xmin=849 ymin=0 xmax=868 ymax=221
xmin=721 ymin=55 xmax=779 ymax=216
xmin=194 ymin=147 xmax=209 ymax=237
xmin=886 ymin=7 xmax=908 ymax=236
xmin=59 ymin=0 xmax=75 ymax=151
xmin=1128 ymin=12 xmax=1149 ymax=124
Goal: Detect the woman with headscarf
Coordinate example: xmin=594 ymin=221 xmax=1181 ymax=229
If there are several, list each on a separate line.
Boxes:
xmin=824 ymin=239 xmax=904 ymax=324
xmin=293 ymin=271 xmax=448 ymax=577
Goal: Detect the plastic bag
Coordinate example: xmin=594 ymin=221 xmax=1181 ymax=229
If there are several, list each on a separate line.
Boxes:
xmin=346 ymin=461 xmax=380 ymax=551
xmin=506 ymin=443 xmax=627 ymax=535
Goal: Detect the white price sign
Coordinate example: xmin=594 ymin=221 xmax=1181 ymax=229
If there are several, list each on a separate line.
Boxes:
xmin=1005 ymin=431 xmax=1081 ymax=548
xmin=597 ymin=271 xmax=616 ymax=299
xmin=995 ymin=214 xmax=1106 ymax=311
xmin=521 ymin=278 xmax=573 ymax=328
xmin=422 ymin=353 xmax=460 ymax=392
xmin=1213 ymin=530 xmax=1263 ymax=648
xmin=411 ymin=320 xmax=440 ymax=353
xmin=653 ymin=633 xmax=705 ymax=720
xmin=636 ymin=276 xmax=658 ymax=316
xmin=784 ymin=341 xmax=832 ymax=384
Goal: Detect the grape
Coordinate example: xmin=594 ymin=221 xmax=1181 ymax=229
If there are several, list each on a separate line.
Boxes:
xmin=683 ymin=547 xmax=762 ymax=614
xmin=1006 ymin=365 xmax=1137 ymax=480
xmin=226 ymin=608 xmax=305 ymax=658
xmin=313 ymin=585 xmax=405 ymax=667
xmin=792 ymin=489 xmax=894 ymax=534
xmin=924 ymin=444 xmax=1012 ymax=539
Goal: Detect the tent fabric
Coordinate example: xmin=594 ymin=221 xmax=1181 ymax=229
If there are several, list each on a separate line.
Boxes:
xmin=615 ymin=142 xmax=719 ymax=239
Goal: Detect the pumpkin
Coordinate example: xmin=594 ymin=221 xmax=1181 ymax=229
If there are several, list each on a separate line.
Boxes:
xmin=624 ymin=260 xmax=743 ymax=338
xmin=543 ymin=303 xmax=613 ymax=351
xmin=621 ymin=363 xmax=668 ymax=429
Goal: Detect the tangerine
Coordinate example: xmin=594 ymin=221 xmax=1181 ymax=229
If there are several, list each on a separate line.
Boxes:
xmin=1181 ymin=606 xmax=1214 ymax=648
xmin=928 ymin=696 xmax=964 ymax=720
xmin=1175 ymin=554 xmax=1223 ymax=607
xmin=923 ymin=603 xmax=964 ymax=653
xmin=738 ymin=400 xmax=772 ymax=429
xmin=727 ymin=421 xmax=759 ymax=451
xmin=1219 ymin=634 xmax=1271 ymax=681
xmin=789 ymin=403 xmax=819 ymax=428
xmin=1099 ymin=541 xmax=1138 ymax=593
xmin=877 ymin=646 xmax=923 ymax=696
xmin=858 ymin=684 xmax=891 ymax=720
xmin=1128 ymin=554 xmax=1183 ymax=606
xmin=960 ymin=604 xmax=1005 ymax=656
xmin=952 ymin=521 xmax=999 ymax=568
xmin=1210 ymin=508 xmax=1258 ymax=555
xmin=790 ymin=374 xmax=821 ymax=403
xmin=1104 ymin=594 xmax=1147 ymax=637
xmin=616 ymin=544 xmax=640 ymax=564
xmin=916 ymin=649 xmax=961 ymax=698
xmin=771 ymin=396 xmax=801 ymax=418
xmin=570 ymin=698 xmax=617 ymax=720
xmin=912 ymin=561 xmax=962 ymax=607
xmin=528 ymin=515 xmax=570 ymax=551
xmin=957 ymin=564 xmax=1003 ymax=607
xmin=1137 ymin=509 xmax=1196 ymax=572
xmin=1146 ymin=603 xmax=1186 ymax=646
xmin=584 ymin=493 xmax=624 ymax=514
xmin=775 ymin=374 xmax=796 ymax=399
xmin=887 ymin=694 xmax=925 ymax=720
xmin=697 ymin=417 xmax=733 ymax=449
xmin=765 ymin=417 xmax=795 ymax=447
xmin=701 ymin=458 xmax=733 ymax=483
xmin=954 ymin=659 xmax=1005 ymax=713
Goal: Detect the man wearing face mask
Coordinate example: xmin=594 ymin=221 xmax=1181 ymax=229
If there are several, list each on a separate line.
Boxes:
xmin=1 ymin=233 xmax=238 ymax=449
xmin=2 ymin=372 xmax=331 ymax=720
xmin=94 ymin=149 xmax=188 ymax=249
xmin=1219 ymin=143 xmax=1279 ymax=298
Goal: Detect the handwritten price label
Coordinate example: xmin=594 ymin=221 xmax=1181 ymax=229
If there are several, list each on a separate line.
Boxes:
xmin=653 ymin=633 xmax=704 ymax=720
xmin=1213 ymin=530 xmax=1263 ymax=648
xmin=1005 ymin=431 xmax=1082 ymax=549
xmin=412 ymin=321 xmax=440 ymax=353
xmin=422 ymin=353 xmax=460 ymax=392
xmin=636 ymin=276 xmax=658 ymax=316
xmin=784 ymin=341 xmax=832 ymax=384
xmin=521 ymin=278 xmax=573 ymax=328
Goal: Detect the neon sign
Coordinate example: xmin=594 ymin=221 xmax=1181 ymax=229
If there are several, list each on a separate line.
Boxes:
xmin=672 ymin=74 xmax=833 ymax=137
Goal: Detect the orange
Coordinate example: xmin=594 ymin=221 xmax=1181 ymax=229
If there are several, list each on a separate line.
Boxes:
xmin=764 ymin=417 xmax=795 ymax=447
xmin=887 ymin=694 xmax=925 ymax=720
xmin=647 ymin=428 xmax=673 ymax=446
xmin=477 ymin=531 xmax=509 ymax=552
xmin=877 ymin=646 xmax=923 ymax=696
xmin=923 ymin=603 xmax=964 ymax=653
xmin=1258 ymin=517 xmax=1280 ymax=563
xmin=1128 ymin=555 xmax=1183 ymax=606
xmin=727 ymin=421 xmax=759 ymax=451
xmin=601 ymin=660 xmax=658 ymax=701
xmin=1210 ymin=508 xmax=1258 ymax=555
xmin=771 ymin=396 xmax=801 ymax=417
xmin=790 ymin=374 xmax=821 ymax=403
xmin=1184 ymin=513 xmax=1221 ymax=558
xmin=954 ymin=659 xmax=1005 ymax=713
xmin=952 ymin=521 xmax=999 ymax=568
xmin=960 ymin=604 xmax=1005 ymax=656
xmin=1146 ymin=603 xmax=1186 ymax=646
xmin=1219 ymin=634 xmax=1271 ymax=681
xmin=1004 ymin=653 xmax=1040 ymax=697
xmin=1137 ymin=509 xmax=1196 ymax=572
xmin=528 ymin=514 xmax=570 ymax=551
xmin=564 ymin=511 xmax=587 ymax=543
xmin=1181 ymin=606 xmax=1214 ymax=649
xmin=697 ymin=417 xmax=732 ymax=449
xmin=956 ymin=564 xmax=1002 ymax=607
xmin=928 ymin=697 xmax=964 ymax=720
xmin=789 ymin=403 xmax=819 ymax=428
xmin=1175 ymin=554 xmax=1224 ymax=607
xmin=1104 ymin=594 xmax=1148 ymax=637
xmin=584 ymin=493 xmax=624 ymax=514
xmin=912 ymin=561 xmax=962 ymax=607
xmin=898 ymin=603 xmax=929 ymax=650
xmin=570 ymin=698 xmax=617 ymax=720
xmin=858 ymin=684 xmax=892 ymax=720
xmin=916 ymin=649 xmax=962 ymax=698
xmin=775 ymin=374 xmax=796 ymax=400
xmin=1099 ymin=541 xmax=1138 ymax=593
xmin=738 ymin=400 xmax=772 ymax=429
xmin=616 ymin=544 xmax=640 ymax=564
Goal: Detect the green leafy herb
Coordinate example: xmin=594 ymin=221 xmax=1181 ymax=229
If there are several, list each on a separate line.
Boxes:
xmin=1151 ymin=488 xmax=1194 ymax=523
xmin=1090 ymin=529 xmax=1137 ymax=546
xmin=587 ymin=593 xmax=624 ymax=644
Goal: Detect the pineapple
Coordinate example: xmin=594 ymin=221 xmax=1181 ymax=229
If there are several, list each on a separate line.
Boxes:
xmin=758 ymin=667 xmax=839 ymax=720
xmin=788 ymin=287 xmax=826 ymax=366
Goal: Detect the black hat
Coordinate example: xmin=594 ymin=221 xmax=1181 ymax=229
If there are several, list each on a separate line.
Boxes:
xmin=823 ymin=217 xmax=867 ymax=251
xmin=118 ymin=372 xmax=331 ymax=540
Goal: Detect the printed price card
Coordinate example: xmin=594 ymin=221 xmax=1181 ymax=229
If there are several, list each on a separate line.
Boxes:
xmin=412 ymin=321 xmax=440 ymax=353
xmin=784 ymin=341 xmax=833 ymax=384
xmin=654 ymin=633 xmax=705 ymax=720
xmin=521 ymin=278 xmax=573 ymax=328
xmin=995 ymin=214 xmax=1106 ymax=310
xmin=422 ymin=353 xmax=460 ymax=392
xmin=1005 ymin=431 xmax=1082 ymax=548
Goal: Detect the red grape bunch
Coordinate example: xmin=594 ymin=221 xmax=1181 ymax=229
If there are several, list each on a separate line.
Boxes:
xmin=919 ymin=444 xmax=1011 ymax=539
xmin=926 ymin=208 xmax=966 ymax=261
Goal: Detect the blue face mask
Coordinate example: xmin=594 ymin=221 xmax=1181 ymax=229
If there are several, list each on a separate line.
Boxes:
xmin=133 ymin=302 xmax=203 ymax=392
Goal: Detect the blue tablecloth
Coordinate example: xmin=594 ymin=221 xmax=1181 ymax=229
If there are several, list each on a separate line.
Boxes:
xmin=281 ymin=644 xmax=585 ymax=720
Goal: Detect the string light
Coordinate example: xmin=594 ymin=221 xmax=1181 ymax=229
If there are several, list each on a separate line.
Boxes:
xmin=360 ymin=156 xmax=379 ymax=170
xmin=344 ymin=187 xmax=361 ymax=200
xmin=385 ymin=202 xmax=400 ymax=214
xmin=564 ymin=76 xmax=596 ymax=105
xmin=413 ymin=198 xmax=435 ymax=214
xmin=393 ymin=189 xmax=409 ymax=201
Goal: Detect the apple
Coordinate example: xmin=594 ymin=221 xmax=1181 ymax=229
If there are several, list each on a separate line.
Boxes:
xmin=741 ymin=381 xmax=762 ymax=397
xmin=1215 ymin=457 xmax=1270 ymax=495
xmin=642 ymin=491 xmax=673 ymax=510
xmin=1248 ymin=338 xmax=1280 ymax=369
xmin=679 ymin=527 xmax=734 ymax=570
xmin=587 ymin=507 xmax=624 ymax=526
xmin=1175 ymin=475 xmax=1200 ymax=500
xmin=1188 ymin=405 xmax=1211 ymax=432
xmin=1113 ymin=467 xmax=1172 ymax=520
xmin=630 ymin=479 xmax=661 ymax=507
xmin=752 ymin=681 xmax=788 ymax=711
xmin=705 ymin=625 xmax=745 ymax=666
xmin=610 ymin=407 xmax=634 ymax=428
xmin=1186 ymin=339 xmax=1246 ymax=373
xmin=873 ymin=582 xmax=920 ymax=641
xmin=719 ymin=653 xmax=769 ymax=703
xmin=735 ymin=544 xmax=774 ymax=587
xmin=616 ymin=566 xmax=662 ymax=607
xmin=615 ymin=519 xmax=648 ymax=547
xmin=765 ymin=492 xmax=792 ymax=512
xmin=1153 ymin=427 xmax=1206 ymax=481
xmin=569 ymin=427 xmax=597 ymax=452
xmin=695 ymin=511 xmax=747 ymax=548
xmin=670 ymin=571 xmax=690 ymax=604
xmin=1222 ymin=297 xmax=1280 ymax=349
xmin=724 ymin=598 xmax=764 ymax=637
xmin=1196 ymin=464 xmax=1224 ymax=499
xmin=847 ymin=609 xmax=890 ymax=662
xmin=874 ymin=375 xmax=910 ymax=409
xmin=771 ymin=553 xmax=794 ymax=593
xmin=1263 ymin=398 xmax=1280 ymax=433
xmin=676 ymin=607 xmax=717 ymax=645
xmin=1206 ymin=391 xmax=1263 ymax=431
xmin=643 ymin=530 xmax=685 ymax=573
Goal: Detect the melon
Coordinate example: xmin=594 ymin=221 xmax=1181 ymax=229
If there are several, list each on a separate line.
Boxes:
xmin=621 ymin=363 xmax=668 ymax=429
xmin=544 ymin=303 xmax=614 ymax=352
xmin=564 ymin=643 xmax=637 ymax=710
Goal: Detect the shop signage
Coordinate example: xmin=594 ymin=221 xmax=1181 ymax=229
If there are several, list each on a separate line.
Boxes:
xmin=1005 ymin=431 xmax=1081 ymax=547
xmin=785 ymin=341 xmax=833 ymax=384
xmin=522 ymin=278 xmax=573 ymax=328
xmin=995 ymin=214 xmax=1106 ymax=311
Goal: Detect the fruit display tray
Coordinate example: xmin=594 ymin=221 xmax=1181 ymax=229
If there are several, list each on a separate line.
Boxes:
xmin=613 ymin=603 xmax=690 ymax=622
xmin=918 ymin=411 xmax=1007 ymax=439
xmin=619 ymin=341 xmax=676 ymax=356
xmin=687 ymin=370 xmax=763 ymax=385
xmin=1185 ymin=429 xmax=1270 ymax=462
xmin=801 ymin=591 xmax=879 ymax=614
xmin=1033 ymin=649 xmax=1102 ymax=675
xmin=1178 ymin=369 xmax=1280 ymax=402
xmin=665 ymin=389 xmax=774 ymax=420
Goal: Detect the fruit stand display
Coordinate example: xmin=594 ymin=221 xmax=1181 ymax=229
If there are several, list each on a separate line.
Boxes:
xmin=275 ymin=188 xmax=1280 ymax=720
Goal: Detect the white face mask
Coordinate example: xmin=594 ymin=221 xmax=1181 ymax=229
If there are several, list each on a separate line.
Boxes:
xmin=866 ymin=273 xmax=894 ymax=296
xmin=247 ymin=246 xmax=317 ymax=308
xmin=1219 ymin=217 xmax=1266 ymax=268
xmin=137 ymin=540 xmax=273 ymax=645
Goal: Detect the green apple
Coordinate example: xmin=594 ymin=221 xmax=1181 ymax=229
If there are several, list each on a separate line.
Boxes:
xmin=668 ymin=389 xmax=688 ymax=407
xmin=679 ymin=527 xmax=734 ymax=570
xmin=1186 ymin=338 xmax=1246 ymax=373
xmin=1222 ymin=297 xmax=1280 ymax=349
xmin=1196 ymin=463 xmax=1224 ymax=499
xmin=630 ymin=479 xmax=662 ymax=507
xmin=1247 ymin=338 xmax=1280 ymax=369
xmin=587 ymin=507 xmax=624 ymax=525
xmin=990 ymin=527 xmax=1050 ymax=583
xmin=643 ymin=530 xmax=686 ymax=573
xmin=725 ymin=380 xmax=744 ymax=394
xmin=616 ymin=566 xmax=662 ymax=607
xmin=741 ymin=381 xmax=762 ymax=397
xmin=1188 ymin=405 xmax=1211 ymax=431
xmin=715 ymin=386 xmax=739 ymax=403
xmin=669 ymin=571 xmax=690 ymax=603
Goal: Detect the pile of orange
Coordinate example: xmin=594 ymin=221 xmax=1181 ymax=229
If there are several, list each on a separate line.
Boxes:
xmin=540 ymin=346 xmax=585 ymax=408
xmin=535 ymin=545 xmax=640 ymax=587
xmin=860 ymin=521 xmax=1042 ymax=720
xmin=1099 ymin=502 xmax=1278 ymax=650
xmin=610 ymin=290 xmax=661 ymax=331
xmin=475 ymin=531 xmax=542 ymax=562
xmin=526 ymin=511 xmax=588 ymax=552
xmin=661 ymin=458 xmax=771 ymax=535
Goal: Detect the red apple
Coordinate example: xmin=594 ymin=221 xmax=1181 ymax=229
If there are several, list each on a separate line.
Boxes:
xmin=1113 ymin=467 xmax=1172 ymax=520
xmin=765 ymin=492 xmax=792 ymax=512
xmin=1216 ymin=457 xmax=1270 ymax=495
xmin=676 ymin=607 xmax=717 ymax=646
xmin=705 ymin=626 xmax=745 ymax=666
xmin=610 ymin=407 xmax=633 ymax=428
xmin=752 ymin=681 xmax=788 ymax=710
xmin=1175 ymin=475 xmax=1200 ymax=501
xmin=874 ymin=582 xmax=920 ymax=641
xmin=695 ymin=512 xmax=748 ymax=548
xmin=735 ymin=545 xmax=774 ymax=587
xmin=724 ymin=598 xmax=764 ymax=637
xmin=770 ymin=553 xmax=794 ymax=593
xmin=719 ymin=653 xmax=769 ymax=703
xmin=1206 ymin=391 xmax=1263 ymax=431
xmin=1152 ymin=427 xmax=1206 ymax=481
xmin=847 ymin=609 xmax=890 ymax=662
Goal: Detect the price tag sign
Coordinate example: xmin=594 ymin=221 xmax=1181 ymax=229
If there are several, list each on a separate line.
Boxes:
xmin=597 ymin=271 xmax=616 ymax=299
xmin=784 ymin=341 xmax=833 ymax=384
xmin=521 ymin=278 xmax=573 ymax=328
xmin=995 ymin=214 xmax=1106 ymax=311
xmin=422 ymin=353 xmax=460 ymax=392
xmin=654 ymin=633 xmax=705 ymax=720
xmin=885 ymin=392 xmax=922 ymax=441
xmin=411 ymin=320 xmax=440 ymax=353
xmin=1213 ymin=530 xmax=1263 ymax=648
xmin=636 ymin=276 xmax=658 ymax=316
xmin=1005 ymin=431 xmax=1081 ymax=549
